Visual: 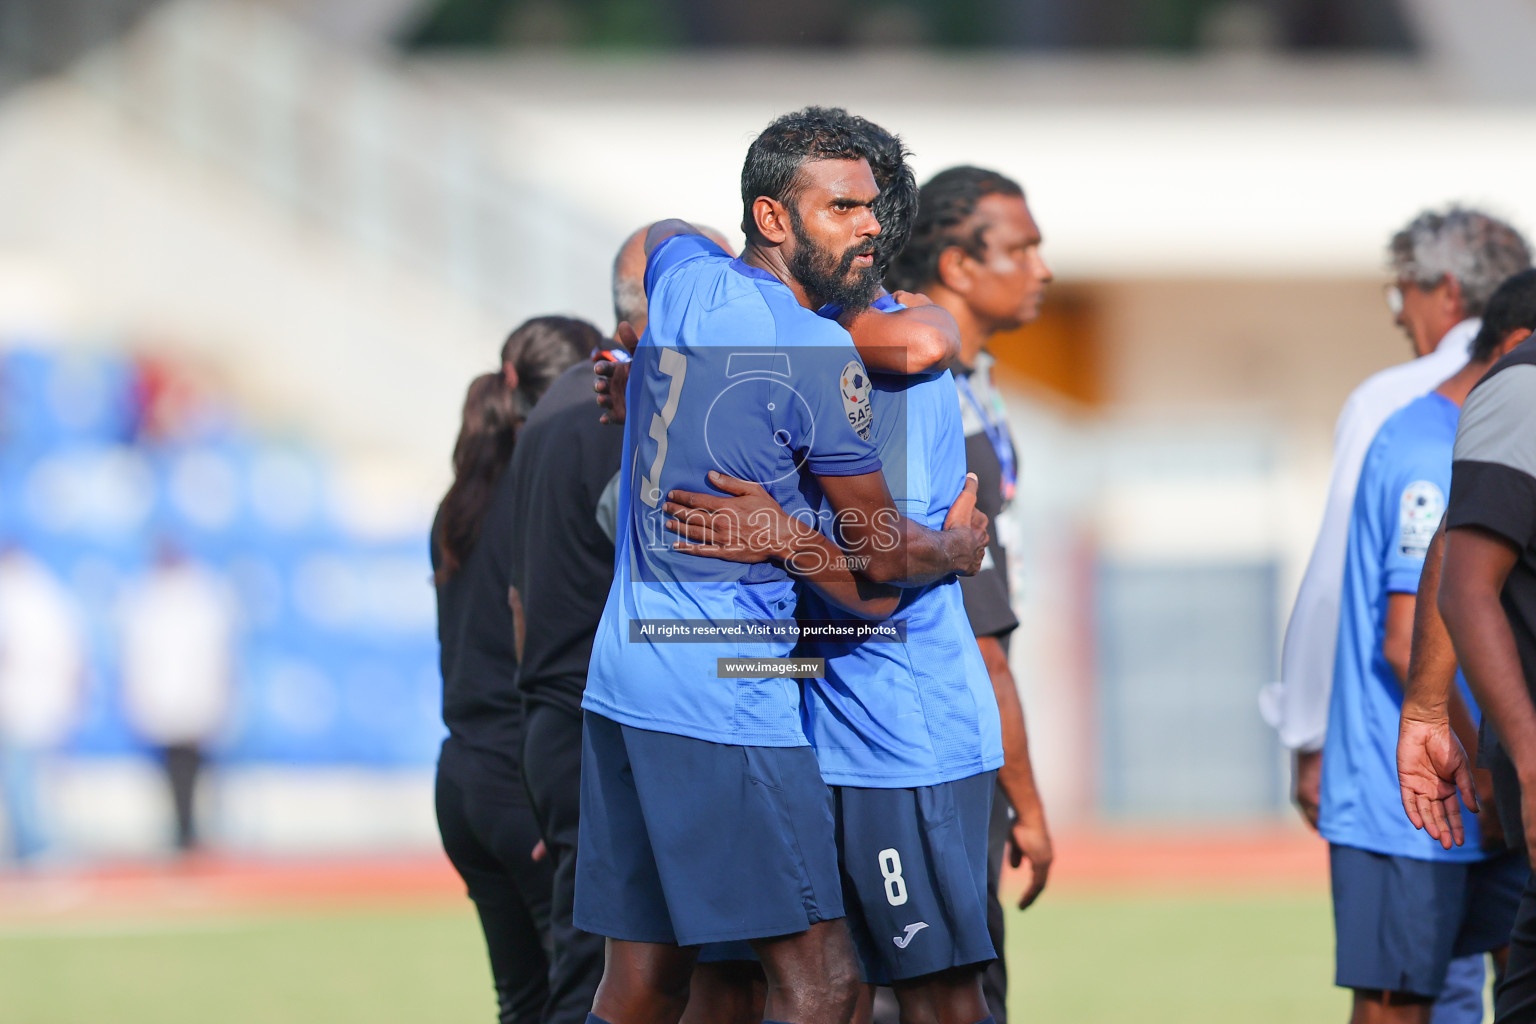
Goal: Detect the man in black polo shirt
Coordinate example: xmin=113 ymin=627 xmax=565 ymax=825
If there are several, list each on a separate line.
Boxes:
xmin=506 ymin=250 xmax=633 ymax=1024
xmin=886 ymin=165 xmax=1055 ymax=1024
xmin=1432 ymin=334 xmax=1536 ymax=1019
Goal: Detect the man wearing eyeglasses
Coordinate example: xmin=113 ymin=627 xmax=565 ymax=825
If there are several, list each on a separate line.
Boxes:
xmin=1262 ymin=206 xmax=1529 ymax=1021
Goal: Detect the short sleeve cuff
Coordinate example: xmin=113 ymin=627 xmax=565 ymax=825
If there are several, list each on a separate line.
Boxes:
xmin=1383 ymin=567 xmax=1424 ymax=595
xmin=1446 ymin=459 xmax=1536 ymax=551
xmin=804 ymin=453 xmax=883 ymax=478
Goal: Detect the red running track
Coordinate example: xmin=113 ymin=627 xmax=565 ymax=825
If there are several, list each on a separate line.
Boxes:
xmin=0 ymin=826 xmax=1328 ymax=924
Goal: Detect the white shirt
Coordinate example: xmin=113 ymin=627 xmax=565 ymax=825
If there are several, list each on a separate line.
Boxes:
xmin=120 ymin=562 xmax=236 ymax=746
xmin=1260 ymin=317 xmax=1480 ymax=751
xmin=0 ymin=552 xmax=83 ymax=747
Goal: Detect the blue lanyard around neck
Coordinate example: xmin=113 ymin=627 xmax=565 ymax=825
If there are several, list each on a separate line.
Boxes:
xmin=955 ymin=371 xmax=1016 ymax=502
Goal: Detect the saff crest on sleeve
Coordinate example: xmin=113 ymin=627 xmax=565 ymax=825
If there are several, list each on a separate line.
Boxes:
xmin=1398 ymin=479 xmax=1445 ymax=558
xmin=840 ymin=360 xmax=873 ymax=441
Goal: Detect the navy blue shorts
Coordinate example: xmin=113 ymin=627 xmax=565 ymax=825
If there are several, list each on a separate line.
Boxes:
xmin=834 ymin=771 xmax=997 ymax=984
xmin=1331 ymin=843 xmax=1528 ymax=997
xmin=696 ymin=941 xmax=757 ymax=963
xmin=574 ymin=711 xmax=845 ymax=946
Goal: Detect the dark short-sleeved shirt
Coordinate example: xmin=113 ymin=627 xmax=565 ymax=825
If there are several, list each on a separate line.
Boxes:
xmin=431 ymin=470 xmax=523 ymax=786
xmin=506 ymin=361 xmax=624 ymax=718
xmin=1446 ymin=338 xmax=1536 ymax=719
xmin=956 ymin=360 xmax=1020 ymax=640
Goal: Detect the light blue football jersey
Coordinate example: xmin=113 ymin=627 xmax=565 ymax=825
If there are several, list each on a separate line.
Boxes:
xmin=582 ymin=234 xmax=882 ymax=747
xmin=1319 ymin=392 xmax=1489 ymax=861
xmin=797 ymin=297 xmax=1004 ymax=787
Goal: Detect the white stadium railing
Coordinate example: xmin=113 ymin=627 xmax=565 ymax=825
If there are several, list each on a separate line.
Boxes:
xmin=71 ymin=0 xmax=610 ymax=328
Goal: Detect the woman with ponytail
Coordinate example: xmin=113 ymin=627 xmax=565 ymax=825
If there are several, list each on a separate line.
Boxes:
xmin=431 ymin=315 xmax=598 ymax=1024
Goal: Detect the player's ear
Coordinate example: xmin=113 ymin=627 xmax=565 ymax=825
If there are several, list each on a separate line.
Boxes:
xmin=753 ymin=196 xmax=791 ymax=246
xmin=936 ymin=245 xmax=974 ymax=294
xmin=1439 ymin=274 xmax=1466 ymax=320
xmin=1501 ymin=327 xmax=1531 ymax=356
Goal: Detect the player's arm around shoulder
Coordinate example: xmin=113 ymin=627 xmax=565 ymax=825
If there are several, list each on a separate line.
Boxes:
xmin=794 ymin=326 xmax=984 ymax=587
xmin=662 ymin=471 xmax=901 ymax=620
xmin=815 ymin=470 xmax=989 ymax=588
xmin=840 ymin=291 xmax=959 ymax=375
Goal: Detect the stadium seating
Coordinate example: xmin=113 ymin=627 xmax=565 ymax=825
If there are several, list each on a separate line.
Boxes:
xmin=0 ymin=345 xmax=443 ymax=769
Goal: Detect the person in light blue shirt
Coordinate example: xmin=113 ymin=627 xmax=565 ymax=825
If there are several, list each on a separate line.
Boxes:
xmin=1320 ymin=269 xmax=1536 ymax=1022
xmin=1322 ymin=392 xmax=1485 ymax=862
xmin=575 ymin=108 xmax=986 ymax=1024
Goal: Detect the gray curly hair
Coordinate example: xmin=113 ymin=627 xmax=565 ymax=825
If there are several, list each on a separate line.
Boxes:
xmin=1389 ymin=206 xmax=1532 ymax=319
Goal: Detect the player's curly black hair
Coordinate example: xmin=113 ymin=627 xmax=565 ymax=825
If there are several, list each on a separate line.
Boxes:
xmin=885 ymin=166 xmax=1024 ymax=294
xmin=850 ymin=121 xmax=917 ymax=278
xmin=1470 ymin=268 xmax=1536 ymax=362
xmin=741 ymin=106 xmax=909 ymax=256
xmin=434 ymin=316 xmax=594 ymax=584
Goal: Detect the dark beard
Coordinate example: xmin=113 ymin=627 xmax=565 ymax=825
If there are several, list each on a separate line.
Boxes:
xmin=786 ymin=214 xmax=881 ymax=313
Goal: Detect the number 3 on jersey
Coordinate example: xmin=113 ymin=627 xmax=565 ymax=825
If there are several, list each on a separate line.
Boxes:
xmin=639 ymin=349 xmax=687 ymax=508
xmin=878 ymin=848 xmax=908 ymax=906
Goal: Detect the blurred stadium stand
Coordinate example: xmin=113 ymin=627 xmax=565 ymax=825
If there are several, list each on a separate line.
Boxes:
xmin=0 ymin=344 xmax=443 ymax=855
xmin=400 ymin=0 xmax=1419 ymax=52
xmin=0 ymin=0 xmax=620 ymax=858
xmin=73 ymin=2 xmax=612 ymax=328
xmin=0 ymin=0 xmax=164 ymax=95
xmin=0 ymin=0 xmax=610 ymax=479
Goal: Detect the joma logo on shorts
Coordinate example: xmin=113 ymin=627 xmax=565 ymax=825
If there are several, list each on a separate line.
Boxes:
xmin=892 ymin=922 xmax=929 ymax=948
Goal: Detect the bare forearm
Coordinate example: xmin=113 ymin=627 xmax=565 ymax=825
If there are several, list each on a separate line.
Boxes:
xmin=845 ymin=306 xmax=959 ymax=375
xmin=862 ymin=519 xmax=969 ymax=587
xmin=1404 ymin=523 xmax=1456 ymax=716
xmin=818 ymin=471 xmax=985 ymax=587
xmin=1404 ymin=633 xmax=1458 ymax=716
xmin=979 ymin=636 xmax=1045 ymax=818
xmin=1385 ymin=643 xmax=1411 ymax=690
xmin=1448 ymin=687 xmax=1479 ymax=762
xmin=1383 ymin=593 xmax=1417 ymax=689
xmin=1445 ymin=591 xmax=1536 ymax=772
xmin=778 ymin=530 xmax=899 ymax=619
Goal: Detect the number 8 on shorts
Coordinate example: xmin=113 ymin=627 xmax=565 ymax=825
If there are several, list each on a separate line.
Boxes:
xmin=879 ymin=848 xmax=908 ymax=906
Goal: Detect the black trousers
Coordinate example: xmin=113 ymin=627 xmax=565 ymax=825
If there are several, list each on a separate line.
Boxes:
xmin=522 ymin=703 xmax=606 ymax=1024
xmin=1490 ymin=754 xmax=1533 ymax=1022
xmin=1497 ymin=870 xmax=1536 ymax=1021
xmin=436 ymin=745 xmax=554 ymax=1024
xmin=161 ymin=743 xmax=202 ymax=851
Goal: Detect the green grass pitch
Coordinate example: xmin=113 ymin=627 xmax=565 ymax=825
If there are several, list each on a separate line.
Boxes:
xmin=0 ymin=890 xmax=1349 ymax=1023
